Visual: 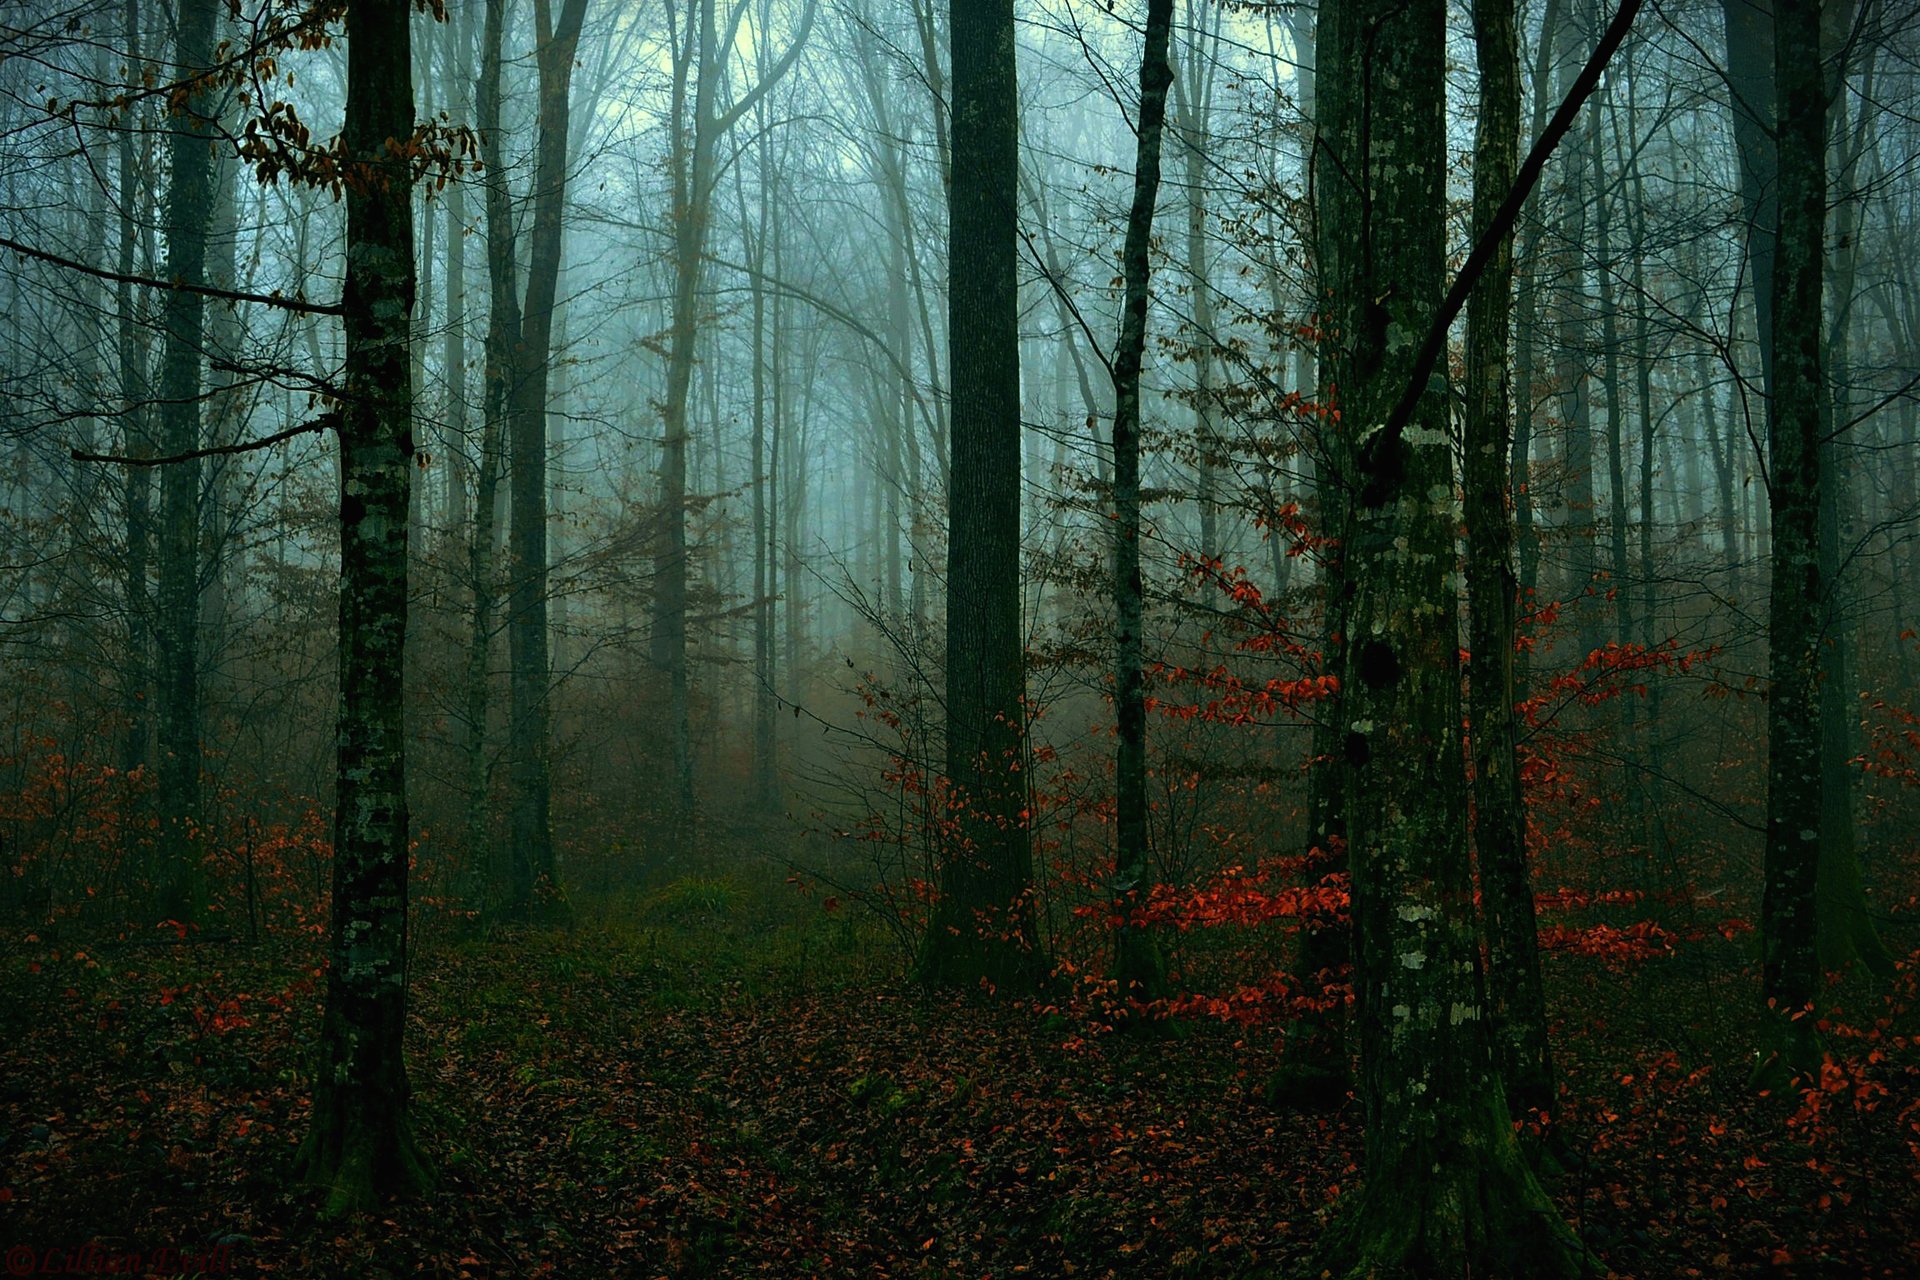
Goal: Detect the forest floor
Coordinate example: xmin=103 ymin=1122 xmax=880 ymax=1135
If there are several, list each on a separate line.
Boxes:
xmin=2 ymin=885 xmax=1917 ymax=1280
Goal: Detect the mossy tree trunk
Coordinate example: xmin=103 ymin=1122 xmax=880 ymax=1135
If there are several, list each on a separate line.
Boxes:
xmin=297 ymin=0 xmax=430 ymax=1218
xmin=1311 ymin=0 xmax=1586 ymax=1270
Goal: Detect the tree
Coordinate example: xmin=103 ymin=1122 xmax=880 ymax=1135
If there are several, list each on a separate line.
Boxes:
xmin=1815 ymin=18 xmax=1892 ymax=977
xmin=1548 ymin=0 xmax=1600 ymax=641
xmin=154 ymin=0 xmax=217 ymax=920
xmin=297 ymin=0 xmax=430 ymax=1217
xmin=505 ymin=0 xmax=591 ymax=920
xmin=737 ymin=0 xmax=796 ymax=812
xmin=1172 ymin=0 xmax=1222 ymax=561
xmin=1280 ymin=0 xmax=1355 ymax=1107
xmin=1464 ymin=0 xmax=1555 ymax=1124
xmin=116 ymin=0 xmax=154 ymax=785
xmin=464 ymin=0 xmax=518 ymax=908
xmin=918 ymin=0 xmax=1043 ymax=993
xmin=1722 ymin=0 xmax=1778 ymax=403
xmin=1310 ymin=0 xmax=1585 ymax=1267
xmin=1109 ymin=0 xmax=1175 ymax=1004
xmin=1757 ymin=0 xmax=1827 ymax=1075
xmin=653 ymin=0 xmax=815 ymax=846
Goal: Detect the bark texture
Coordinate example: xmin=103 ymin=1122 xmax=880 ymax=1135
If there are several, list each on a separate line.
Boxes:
xmin=298 ymin=0 xmax=429 ymax=1218
xmin=1312 ymin=0 xmax=1585 ymax=1270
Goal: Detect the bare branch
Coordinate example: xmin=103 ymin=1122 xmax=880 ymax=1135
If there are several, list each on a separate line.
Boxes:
xmin=73 ymin=414 xmax=339 ymax=467
xmin=0 ymin=235 xmax=343 ymax=316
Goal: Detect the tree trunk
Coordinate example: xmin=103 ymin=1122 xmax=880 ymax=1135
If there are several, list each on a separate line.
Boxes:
xmin=1722 ymin=0 xmax=1778 ymax=402
xmin=298 ymin=0 xmax=430 ymax=1218
xmin=919 ymin=0 xmax=1043 ymax=994
xmin=1623 ymin=62 xmax=1666 ymax=865
xmin=1811 ymin=38 xmax=1891 ymax=978
xmin=440 ymin=1 xmax=472 ymax=535
xmin=1757 ymin=0 xmax=1826 ymax=1078
xmin=1109 ymin=0 xmax=1174 ymax=1004
xmin=1311 ymin=0 xmax=1584 ymax=1270
xmin=1551 ymin=4 xmax=1598 ymax=641
xmin=153 ymin=0 xmax=215 ymax=920
xmin=117 ymin=0 xmax=152 ymax=783
xmin=201 ymin=103 xmax=243 ymax=669
xmin=748 ymin=139 xmax=777 ymax=810
xmin=1508 ymin=0 xmax=1560 ymax=633
xmin=1590 ymin=90 xmax=1633 ymax=650
xmin=1280 ymin=0 xmax=1359 ymax=1104
xmin=505 ymin=0 xmax=590 ymax=921
xmin=1174 ymin=15 xmax=1219 ymax=561
xmin=468 ymin=0 xmax=523 ymax=908
xmin=657 ymin=0 xmax=712 ymax=848
xmin=1464 ymin=0 xmax=1554 ymax=1128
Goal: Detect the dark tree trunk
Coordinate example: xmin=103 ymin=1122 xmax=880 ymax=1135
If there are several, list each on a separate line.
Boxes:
xmin=1278 ymin=0 xmax=1359 ymax=1104
xmin=1173 ymin=32 xmax=1219 ymax=561
xmin=1311 ymin=0 xmax=1584 ymax=1270
xmin=1810 ymin=38 xmax=1891 ymax=977
xmin=1624 ymin=63 xmax=1667 ymax=863
xmin=1590 ymin=90 xmax=1633 ymax=651
xmin=1508 ymin=0 xmax=1561 ymax=635
xmin=748 ymin=157 xmax=777 ymax=810
xmin=919 ymin=0 xmax=1043 ymax=994
xmin=117 ymin=0 xmax=152 ymax=783
xmin=1757 ymin=0 xmax=1826 ymax=1077
xmin=1550 ymin=4 xmax=1598 ymax=642
xmin=462 ymin=416 xmax=503 ymax=906
xmin=1722 ymin=0 xmax=1778 ymax=402
xmin=505 ymin=0 xmax=590 ymax=921
xmin=469 ymin=0 xmax=523 ymax=906
xmin=440 ymin=3 xmax=472 ymax=536
xmin=660 ymin=0 xmax=723 ymax=837
xmin=1109 ymin=0 xmax=1174 ymax=1004
xmin=297 ymin=0 xmax=430 ymax=1218
xmin=1464 ymin=0 xmax=1555 ymax=1127
xmin=154 ymin=0 xmax=215 ymax=920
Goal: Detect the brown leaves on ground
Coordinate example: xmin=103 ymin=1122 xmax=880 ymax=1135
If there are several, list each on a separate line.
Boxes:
xmin=1 ymin=929 xmax=1916 ymax=1278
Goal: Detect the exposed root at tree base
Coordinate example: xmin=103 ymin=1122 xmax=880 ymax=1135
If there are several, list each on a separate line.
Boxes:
xmin=1311 ymin=1127 xmax=1596 ymax=1279
xmin=296 ymin=1111 xmax=434 ymax=1219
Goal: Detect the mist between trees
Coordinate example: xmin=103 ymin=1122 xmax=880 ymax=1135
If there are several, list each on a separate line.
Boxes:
xmin=1 ymin=0 xmax=1918 ymax=1275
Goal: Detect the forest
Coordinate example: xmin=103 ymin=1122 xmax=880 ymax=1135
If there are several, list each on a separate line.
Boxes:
xmin=1 ymin=0 xmax=1917 ymax=1275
